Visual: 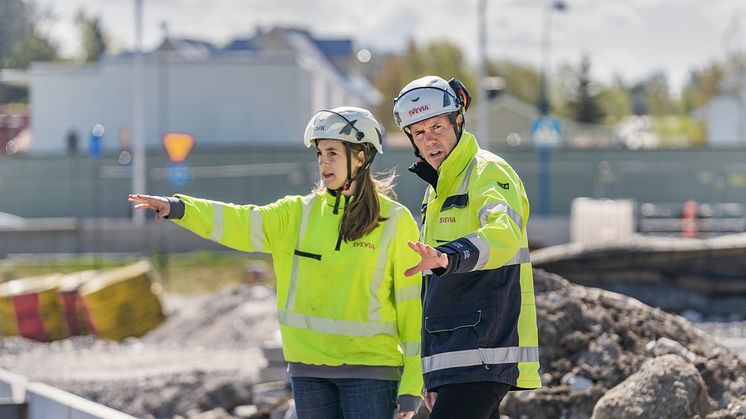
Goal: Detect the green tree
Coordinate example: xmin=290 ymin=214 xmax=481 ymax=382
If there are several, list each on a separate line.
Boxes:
xmin=0 ymin=0 xmax=56 ymax=68
xmin=76 ymin=9 xmax=107 ymax=62
xmin=0 ymin=0 xmax=27 ymax=65
xmin=0 ymin=0 xmax=57 ymax=103
xmin=374 ymin=40 xmax=475 ymax=130
xmin=565 ymin=54 xmax=605 ymax=123
xmin=645 ymin=72 xmax=675 ymax=116
xmin=486 ymin=59 xmax=541 ymax=107
xmin=680 ymin=62 xmax=726 ymax=114
xmin=596 ymin=77 xmax=632 ymax=124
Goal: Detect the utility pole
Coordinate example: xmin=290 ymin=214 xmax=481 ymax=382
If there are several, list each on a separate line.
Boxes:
xmin=132 ymin=0 xmax=146 ymax=225
xmin=476 ymin=0 xmax=488 ymax=145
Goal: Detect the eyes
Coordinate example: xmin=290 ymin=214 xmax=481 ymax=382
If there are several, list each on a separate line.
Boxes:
xmin=316 ymin=150 xmax=338 ymax=158
xmin=412 ymin=123 xmax=444 ymax=140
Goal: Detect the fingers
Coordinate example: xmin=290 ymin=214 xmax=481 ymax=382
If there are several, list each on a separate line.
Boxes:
xmin=128 ymin=194 xmax=171 ymax=219
xmin=396 ymin=412 xmax=414 ymax=419
xmin=405 ymin=241 xmax=448 ymax=276
xmin=404 ymin=263 xmax=423 ymax=277
xmin=422 ymin=390 xmax=437 ymax=411
xmin=423 ymin=396 xmax=433 ymax=412
xmin=408 ymin=241 xmax=441 ymax=259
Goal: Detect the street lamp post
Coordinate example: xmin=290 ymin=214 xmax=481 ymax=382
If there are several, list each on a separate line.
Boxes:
xmin=537 ymin=0 xmax=567 ymax=116
xmin=132 ymin=0 xmax=146 ymax=225
xmin=477 ymin=0 xmax=488 ymax=145
xmin=536 ymin=0 xmax=567 ymax=216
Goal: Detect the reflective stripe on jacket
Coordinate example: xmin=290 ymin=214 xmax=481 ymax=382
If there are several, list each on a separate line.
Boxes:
xmin=419 ymin=131 xmax=541 ymax=391
xmin=171 ymin=191 xmax=424 ymax=397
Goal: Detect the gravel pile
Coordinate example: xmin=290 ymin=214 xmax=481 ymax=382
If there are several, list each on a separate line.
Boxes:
xmin=2 ymin=275 xmax=746 ymax=418
xmin=0 ymin=284 xmax=279 ymax=419
xmin=501 ymin=269 xmax=746 ymax=419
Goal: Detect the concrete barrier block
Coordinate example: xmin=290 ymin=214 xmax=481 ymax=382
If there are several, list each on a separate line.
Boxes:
xmin=0 ymin=368 xmax=27 ymax=403
xmin=26 ymin=382 xmax=136 ymax=419
xmin=0 ymin=403 xmax=27 ymax=419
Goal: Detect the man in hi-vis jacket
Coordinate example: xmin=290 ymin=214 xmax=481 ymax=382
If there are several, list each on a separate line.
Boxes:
xmin=392 ymin=76 xmax=541 ymax=419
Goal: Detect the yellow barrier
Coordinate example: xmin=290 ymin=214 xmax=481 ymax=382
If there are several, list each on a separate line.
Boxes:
xmin=0 ymin=260 xmax=165 ymax=342
xmin=79 ymin=261 xmax=165 ymax=341
xmin=0 ymin=274 xmax=66 ymax=342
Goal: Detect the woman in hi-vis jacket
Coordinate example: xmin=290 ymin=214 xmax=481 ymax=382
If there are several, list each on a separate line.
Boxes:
xmin=129 ymin=107 xmax=423 ymax=419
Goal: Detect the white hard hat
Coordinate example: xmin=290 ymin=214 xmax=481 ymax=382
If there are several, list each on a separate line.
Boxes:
xmin=392 ymin=76 xmax=464 ymax=130
xmin=303 ymin=106 xmax=384 ymax=154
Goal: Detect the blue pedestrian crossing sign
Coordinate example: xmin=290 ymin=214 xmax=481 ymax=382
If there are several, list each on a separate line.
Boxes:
xmin=167 ymin=162 xmax=191 ymax=187
xmin=531 ymin=116 xmax=562 ymax=149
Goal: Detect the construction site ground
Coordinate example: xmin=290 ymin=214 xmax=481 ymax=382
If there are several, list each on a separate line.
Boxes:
xmin=2 ymin=270 xmax=746 ymax=418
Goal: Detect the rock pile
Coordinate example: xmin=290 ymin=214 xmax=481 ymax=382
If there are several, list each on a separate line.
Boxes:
xmin=2 ymin=272 xmax=746 ymax=418
xmin=501 ymin=269 xmax=746 ymax=419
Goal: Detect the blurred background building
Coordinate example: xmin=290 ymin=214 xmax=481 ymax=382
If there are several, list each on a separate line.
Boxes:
xmin=1 ymin=1 xmax=746 ymax=250
xmin=15 ymin=27 xmax=379 ymax=154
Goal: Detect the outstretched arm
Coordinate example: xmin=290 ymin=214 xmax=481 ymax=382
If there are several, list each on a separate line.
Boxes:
xmin=128 ymin=194 xmax=173 ymax=221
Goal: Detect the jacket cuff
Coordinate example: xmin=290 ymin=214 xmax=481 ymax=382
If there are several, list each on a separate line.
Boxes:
xmin=164 ymin=197 xmax=185 ymax=220
xmin=432 ymin=237 xmax=481 ymax=277
xmin=398 ymin=395 xmax=421 ymax=413
xmin=430 ymin=250 xmax=456 ymax=277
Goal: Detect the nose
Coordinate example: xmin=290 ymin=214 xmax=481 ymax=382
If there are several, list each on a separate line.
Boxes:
xmin=422 ymin=130 xmax=438 ymax=145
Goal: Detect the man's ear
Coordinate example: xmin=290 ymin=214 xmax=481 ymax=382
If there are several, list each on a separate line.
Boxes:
xmin=455 ymin=113 xmax=464 ymax=126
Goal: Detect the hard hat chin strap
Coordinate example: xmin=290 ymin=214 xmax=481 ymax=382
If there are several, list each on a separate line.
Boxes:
xmin=331 ymin=143 xmax=375 ymax=213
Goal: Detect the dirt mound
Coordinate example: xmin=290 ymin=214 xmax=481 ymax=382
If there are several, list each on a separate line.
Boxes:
xmin=144 ymin=284 xmax=278 ymax=349
xmin=3 ymin=276 xmax=746 ymax=418
xmin=0 ymin=284 xmax=278 ymax=418
xmin=501 ymin=269 xmax=746 ymax=419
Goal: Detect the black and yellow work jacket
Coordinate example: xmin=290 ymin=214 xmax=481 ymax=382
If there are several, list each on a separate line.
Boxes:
xmin=414 ymin=131 xmax=541 ymax=391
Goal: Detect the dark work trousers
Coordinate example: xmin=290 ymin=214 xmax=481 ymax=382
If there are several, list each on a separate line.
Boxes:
xmin=428 ymin=381 xmax=511 ymax=419
xmin=291 ymin=377 xmax=398 ymax=419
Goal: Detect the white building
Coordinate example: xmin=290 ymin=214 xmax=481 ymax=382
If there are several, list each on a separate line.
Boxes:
xmin=693 ymin=71 xmax=746 ymax=148
xmin=20 ymin=27 xmax=380 ymax=154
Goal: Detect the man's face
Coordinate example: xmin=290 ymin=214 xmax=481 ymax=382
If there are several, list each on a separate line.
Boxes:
xmin=408 ymin=114 xmax=458 ymax=169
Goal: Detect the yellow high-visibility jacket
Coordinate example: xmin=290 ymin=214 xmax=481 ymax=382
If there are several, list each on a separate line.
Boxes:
xmin=170 ymin=190 xmax=424 ymax=398
xmin=415 ymin=131 xmax=541 ymax=391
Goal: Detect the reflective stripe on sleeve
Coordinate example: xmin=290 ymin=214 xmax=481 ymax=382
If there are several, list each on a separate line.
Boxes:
xmin=464 ymin=233 xmax=490 ymax=270
xmin=278 ymin=310 xmax=397 ymax=337
xmin=479 ymin=202 xmax=523 ymax=230
xmin=209 ymin=203 xmax=225 ymax=242
xmin=422 ymin=346 xmax=539 ymax=373
xmin=249 ymin=209 xmax=264 ymax=251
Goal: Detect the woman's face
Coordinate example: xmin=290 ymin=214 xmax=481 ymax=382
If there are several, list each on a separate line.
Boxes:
xmin=316 ymin=139 xmax=364 ymax=191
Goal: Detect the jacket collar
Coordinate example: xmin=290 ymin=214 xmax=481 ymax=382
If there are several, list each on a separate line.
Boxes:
xmin=434 ymin=131 xmax=479 ymax=196
xmin=322 ymin=189 xmax=353 ymax=211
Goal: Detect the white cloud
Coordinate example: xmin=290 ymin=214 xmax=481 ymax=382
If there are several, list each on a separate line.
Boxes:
xmin=36 ymin=0 xmax=746 ymax=92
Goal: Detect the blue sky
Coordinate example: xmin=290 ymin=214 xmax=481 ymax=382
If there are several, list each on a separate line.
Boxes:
xmin=37 ymin=0 xmax=746 ymax=93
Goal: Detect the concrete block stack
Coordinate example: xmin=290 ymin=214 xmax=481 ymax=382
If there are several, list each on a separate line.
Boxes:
xmin=58 ymin=270 xmax=97 ymax=337
xmin=0 ymin=274 xmax=66 ymax=341
xmin=79 ymin=261 xmax=165 ymax=341
xmin=0 ymin=261 xmax=165 ymax=342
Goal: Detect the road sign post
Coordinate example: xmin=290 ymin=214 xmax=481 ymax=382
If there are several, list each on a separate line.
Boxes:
xmin=532 ymin=116 xmax=562 ymax=215
xmin=89 ymin=124 xmax=105 ymax=268
xmin=162 ymin=132 xmax=194 ymax=188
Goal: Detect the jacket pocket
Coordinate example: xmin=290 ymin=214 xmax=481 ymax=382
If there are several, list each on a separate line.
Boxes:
xmin=424 ymin=310 xmax=482 ymax=333
xmin=294 ymin=249 xmax=322 ymax=261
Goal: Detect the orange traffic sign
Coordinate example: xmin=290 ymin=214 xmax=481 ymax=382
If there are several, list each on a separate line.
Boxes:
xmin=163 ymin=132 xmax=194 ymax=162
